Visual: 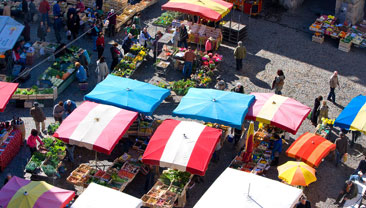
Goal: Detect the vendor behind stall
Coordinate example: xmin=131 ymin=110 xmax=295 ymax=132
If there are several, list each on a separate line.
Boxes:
xmin=270 ymin=134 xmax=282 ymax=166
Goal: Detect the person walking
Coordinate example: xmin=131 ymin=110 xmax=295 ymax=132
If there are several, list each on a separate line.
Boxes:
xmin=110 ymin=43 xmax=121 ymax=71
xmin=52 ymin=0 xmax=61 ymax=17
xmin=2 ymin=2 xmax=11 ymax=16
xmin=22 ymin=0 xmax=29 ymax=20
xmin=53 ymin=15 xmax=63 ymax=43
xmin=318 ymin=100 xmax=329 ymax=124
xmin=37 ymin=21 xmax=47 ymax=41
xmin=90 ymin=23 xmax=99 ymax=51
xmin=231 ymin=82 xmax=244 ymax=93
xmin=38 ymin=0 xmax=50 ymax=26
xmin=310 ymin=96 xmax=323 ymax=126
xmin=76 ymin=0 xmax=85 ymax=12
xmin=53 ymin=101 xmax=64 ymax=123
xmin=27 ymin=129 xmax=44 ymax=155
xmin=179 ymin=24 xmax=188 ymax=48
xmin=182 ymin=46 xmax=195 ymax=79
xmin=233 ymin=41 xmax=246 ymax=71
xmin=107 ymin=9 xmax=116 ymax=37
xmin=63 ymin=100 xmax=77 ymax=116
xmin=96 ymin=56 xmax=109 ymax=83
xmin=96 ymin=32 xmax=105 ymax=59
xmin=75 ymin=62 xmax=87 ymax=83
xmin=139 ymin=27 xmax=151 ymax=48
xmin=335 ymin=132 xmax=348 ymax=167
xmin=68 ymin=13 xmax=80 ymax=40
xmin=30 ymin=102 xmax=46 ymax=134
xmin=28 ymin=0 xmax=37 ymax=22
xmin=272 ymin=69 xmax=285 ymax=95
xmin=327 ymin=71 xmax=340 ymax=103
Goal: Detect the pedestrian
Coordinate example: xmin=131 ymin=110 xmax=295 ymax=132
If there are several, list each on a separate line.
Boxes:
xmin=38 ymin=0 xmax=50 ymax=26
xmin=270 ymin=134 xmax=282 ymax=166
xmin=96 ymin=56 xmax=109 ymax=83
xmin=96 ymin=0 xmax=103 ymax=12
xmin=110 ymin=42 xmax=121 ymax=70
xmin=96 ymin=32 xmax=105 ymax=59
xmin=172 ymin=26 xmax=179 ymax=48
xmin=53 ymin=101 xmax=64 ymax=123
xmin=335 ymin=132 xmax=348 ymax=167
xmin=355 ymin=157 xmax=366 ymax=174
xmin=2 ymin=2 xmax=11 ymax=16
xmin=272 ymin=69 xmax=285 ymax=95
xmin=37 ymin=21 xmax=47 ymax=41
xmin=296 ymin=195 xmax=311 ymax=208
xmin=107 ymin=9 xmax=116 ymax=37
xmin=75 ymin=62 xmax=87 ymax=83
xmin=22 ymin=0 xmax=29 ymax=20
xmin=30 ymin=102 xmax=46 ymax=134
xmin=129 ymin=24 xmax=139 ymax=39
xmin=90 ymin=22 xmax=99 ymax=51
xmin=153 ymin=31 xmax=163 ymax=62
xmin=28 ymin=0 xmax=37 ymax=22
xmin=182 ymin=46 xmax=195 ymax=79
xmin=317 ymin=100 xmax=329 ymax=124
xmin=351 ymin=131 xmax=361 ymax=148
xmin=233 ymin=41 xmax=247 ymax=71
xmin=349 ymin=171 xmax=365 ymax=183
xmin=68 ymin=13 xmax=80 ymax=40
xmin=327 ymin=71 xmax=340 ymax=103
xmin=27 ymin=129 xmax=44 ymax=155
xmin=52 ymin=0 xmax=61 ymax=17
xmin=310 ymin=96 xmax=323 ymax=126
xmin=66 ymin=144 xmax=75 ymax=163
xmin=3 ymin=173 xmax=12 ymax=186
xmin=205 ymin=37 xmax=214 ymax=53
xmin=53 ymin=15 xmax=63 ymax=43
xmin=122 ymin=33 xmax=134 ymax=54
xmin=335 ymin=180 xmax=358 ymax=206
xmin=22 ymin=21 xmax=31 ymax=42
xmin=139 ymin=27 xmax=151 ymax=48
xmin=78 ymin=49 xmax=89 ymax=75
xmin=231 ymin=82 xmax=244 ymax=93
xmin=179 ymin=24 xmax=188 ymax=48
xmin=76 ymin=0 xmax=85 ymax=12
xmin=63 ymin=100 xmax=77 ymax=116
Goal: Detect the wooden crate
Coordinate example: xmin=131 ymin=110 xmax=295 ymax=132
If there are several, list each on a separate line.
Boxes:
xmin=312 ymin=35 xmax=324 ymax=44
xmin=28 ymin=94 xmax=37 ymax=100
xmin=19 ymin=94 xmax=29 ymax=100
xmin=338 ymin=40 xmax=352 ymax=52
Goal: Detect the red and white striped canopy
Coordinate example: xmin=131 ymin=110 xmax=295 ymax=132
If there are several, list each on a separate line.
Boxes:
xmin=142 ymin=119 xmax=222 ymax=176
xmin=54 ymin=101 xmax=138 ymax=155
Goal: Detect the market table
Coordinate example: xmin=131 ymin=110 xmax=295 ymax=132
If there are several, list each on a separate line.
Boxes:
xmin=0 ymin=129 xmax=22 ymax=171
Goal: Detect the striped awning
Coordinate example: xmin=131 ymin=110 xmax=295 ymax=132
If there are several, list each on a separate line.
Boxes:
xmin=162 ymin=0 xmax=233 ymax=21
xmin=286 ymin=133 xmax=336 ymax=167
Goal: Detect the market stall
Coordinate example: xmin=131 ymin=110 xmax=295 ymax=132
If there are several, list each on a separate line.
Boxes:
xmin=334 ymin=95 xmax=366 ymax=133
xmin=246 ymin=93 xmax=311 ymax=135
xmin=142 ymin=119 xmax=222 ymax=176
xmin=286 ymin=132 xmax=336 ymax=167
xmin=0 ymin=124 xmax=21 ymax=171
xmin=173 ymin=88 xmax=255 ymax=129
xmin=0 ymin=81 xmax=18 ymax=112
xmin=54 ymin=101 xmax=138 ymax=155
xmin=0 ymin=176 xmax=75 ymax=208
xmin=71 ymin=183 xmax=142 ymax=208
xmin=194 ymin=168 xmax=303 ymax=208
xmin=84 ymin=75 xmax=170 ymax=116
xmin=309 ymin=15 xmax=366 ymax=52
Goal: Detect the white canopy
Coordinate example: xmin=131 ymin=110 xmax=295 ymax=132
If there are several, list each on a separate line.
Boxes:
xmin=194 ymin=168 xmax=303 ymax=208
xmin=71 ymin=183 xmax=142 ymax=208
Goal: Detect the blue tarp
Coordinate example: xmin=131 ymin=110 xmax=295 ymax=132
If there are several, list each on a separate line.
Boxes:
xmin=84 ymin=75 xmax=170 ymax=115
xmin=0 ymin=16 xmax=24 ymax=53
xmin=172 ymin=88 xmax=255 ymax=129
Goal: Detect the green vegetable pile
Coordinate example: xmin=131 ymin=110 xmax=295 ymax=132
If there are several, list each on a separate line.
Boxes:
xmin=42 ymin=165 xmax=56 ymax=176
xmin=47 ymin=123 xmax=60 ymax=135
xmin=159 ymin=169 xmax=191 ymax=188
xmin=153 ymin=11 xmax=181 ymax=27
xmin=25 ymin=152 xmax=46 ymax=172
xmin=170 ymin=79 xmax=196 ymax=95
xmin=14 ymin=86 xmax=53 ymax=95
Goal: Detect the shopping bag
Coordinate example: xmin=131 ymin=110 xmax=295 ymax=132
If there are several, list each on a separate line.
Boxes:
xmin=343 ymin=153 xmax=348 ymax=162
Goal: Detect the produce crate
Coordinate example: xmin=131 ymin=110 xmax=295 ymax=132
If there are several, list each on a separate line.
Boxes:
xmin=0 ymin=74 xmax=6 ymax=81
xmin=312 ymin=35 xmax=324 ymax=44
xmin=12 ymin=87 xmax=58 ymax=101
xmin=338 ymin=40 xmax=352 ymax=52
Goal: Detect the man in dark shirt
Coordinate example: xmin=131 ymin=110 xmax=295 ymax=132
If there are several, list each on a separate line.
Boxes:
xmin=355 ymin=158 xmax=366 ymax=174
xmin=336 ymin=180 xmax=358 ymax=205
xmin=335 ymin=132 xmax=348 ymax=167
xmin=296 ymin=196 xmax=311 ymax=208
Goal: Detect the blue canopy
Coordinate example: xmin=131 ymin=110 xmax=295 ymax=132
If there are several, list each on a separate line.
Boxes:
xmin=334 ymin=95 xmax=366 ymax=133
xmin=0 ymin=16 xmax=24 ymax=53
xmin=172 ymin=88 xmax=255 ymax=129
xmin=84 ymin=75 xmax=170 ymax=115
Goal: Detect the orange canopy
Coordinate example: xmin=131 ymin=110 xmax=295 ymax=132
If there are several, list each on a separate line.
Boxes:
xmin=286 ymin=133 xmax=336 ymax=167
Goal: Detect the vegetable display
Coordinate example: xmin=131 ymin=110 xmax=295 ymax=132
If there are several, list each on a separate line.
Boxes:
xmin=112 ymin=45 xmax=148 ymax=78
xmin=153 ymin=11 xmax=181 ymax=27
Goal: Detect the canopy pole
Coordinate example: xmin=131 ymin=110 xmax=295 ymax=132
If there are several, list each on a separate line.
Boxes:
xmin=238 ymin=14 xmax=241 ymax=43
xmin=95 ymin=151 xmax=98 ymax=169
xmin=229 ymin=10 xmax=233 ymax=43
xmin=248 ymin=182 xmax=251 ymax=196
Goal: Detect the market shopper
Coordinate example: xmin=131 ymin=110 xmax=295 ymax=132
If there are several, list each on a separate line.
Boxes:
xmin=215 ymin=79 xmax=226 ymax=90
xmin=63 ymin=100 xmax=77 ymax=116
xmin=129 ymin=24 xmax=139 ymax=38
xmin=78 ymin=49 xmax=89 ymax=75
xmin=96 ymin=32 xmax=105 ymax=59
xmin=183 ymin=46 xmax=195 ymax=79
xmin=272 ymin=69 xmax=285 ymax=95
xmin=355 ymin=157 xmax=366 ymax=174
xmin=37 ymin=21 xmax=47 ymax=41
xmin=96 ymin=0 xmax=103 ymax=15
xmin=39 ymin=0 xmax=50 ymax=26
xmin=22 ymin=0 xmax=29 ymax=20
xmin=349 ymin=171 xmax=365 ymax=183
xmin=107 ymin=9 xmax=116 ymax=37
xmin=52 ymin=0 xmax=61 ymax=17
xmin=110 ymin=42 xmax=121 ymax=70
xmin=318 ymin=100 xmax=329 ymax=124
xmin=233 ymin=41 xmax=246 ymax=71
xmin=351 ymin=131 xmax=361 ymax=148
xmin=172 ymin=26 xmax=180 ymax=48
xmin=53 ymin=101 xmax=64 ymax=123
xmin=296 ymin=196 xmax=311 ymax=208
xmin=28 ymin=0 xmax=37 ymax=22
xmin=22 ymin=21 xmax=31 ymax=42
xmin=327 ymin=71 xmax=340 ymax=103
xmin=2 ymin=2 xmax=11 ymax=16
xmin=66 ymin=144 xmax=75 ymax=163
xmin=122 ymin=33 xmax=134 ymax=54
xmin=96 ymin=56 xmax=109 ymax=83
xmin=30 ymin=102 xmax=46 ymax=134
xmin=270 ymin=134 xmax=282 ymax=166
xmin=310 ymin=96 xmax=323 ymax=127
xmin=335 ymin=180 xmax=358 ymax=205
xmin=205 ymin=37 xmax=214 ymax=53
xmin=76 ymin=0 xmax=85 ymax=12
xmin=27 ymin=129 xmax=44 ymax=156
xmin=90 ymin=22 xmax=99 ymax=51
xmin=153 ymin=31 xmax=163 ymax=62
xmin=335 ymin=132 xmax=348 ymax=167
xmin=139 ymin=27 xmax=151 ymax=48
xmin=179 ymin=24 xmax=188 ymax=48
xmin=53 ymin=15 xmax=63 ymax=43
xmin=68 ymin=13 xmax=80 ymax=40
xmin=231 ymin=82 xmax=244 ymax=93
xmin=75 ymin=62 xmax=87 ymax=83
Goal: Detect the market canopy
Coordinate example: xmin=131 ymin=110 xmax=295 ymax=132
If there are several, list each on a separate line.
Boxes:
xmin=142 ymin=119 xmax=222 ymax=176
xmin=0 ymin=16 xmax=24 ymax=53
xmin=0 ymin=81 xmax=18 ymax=112
xmin=246 ymin=93 xmax=311 ymax=134
xmin=85 ymin=75 xmax=170 ymax=115
xmin=278 ymin=161 xmax=317 ymax=186
xmin=194 ymin=168 xmax=302 ymax=208
xmin=54 ymin=101 xmax=138 ymax=155
xmin=173 ymin=88 xmax=255 ymax=129
xmin=0 ymin=176 xmax=75 ymax=208
xmin=286 ymin=132 xmax=336 ymax=167
xmin=71 ymin=183 xmax=142 ymax=208
xmin=334 ymin=95 xmax=366 ymax=134
xmin=161 ymin=0 xmax=233 ymax=22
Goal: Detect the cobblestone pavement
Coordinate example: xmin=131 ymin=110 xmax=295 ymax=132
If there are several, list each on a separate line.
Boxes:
xmin=1 ymin=0 xmax=366 ymax=207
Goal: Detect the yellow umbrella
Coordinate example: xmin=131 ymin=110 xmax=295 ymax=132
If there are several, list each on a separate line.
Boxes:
xmin=277 ymin=161 xmax=316 ymax=186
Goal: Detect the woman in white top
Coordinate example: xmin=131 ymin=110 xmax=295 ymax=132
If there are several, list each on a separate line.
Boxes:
xmin=95 ymin=56 xmax=109 ymax=83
